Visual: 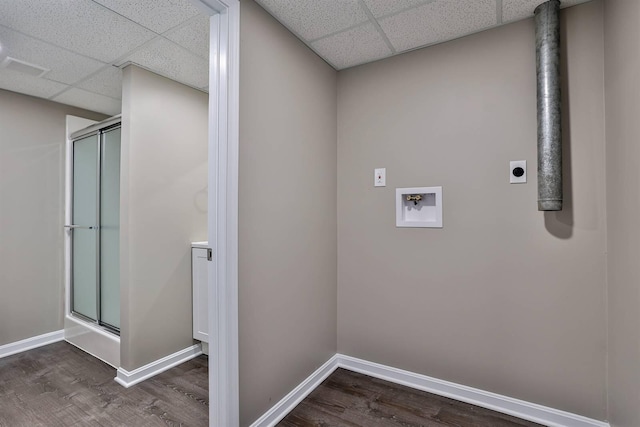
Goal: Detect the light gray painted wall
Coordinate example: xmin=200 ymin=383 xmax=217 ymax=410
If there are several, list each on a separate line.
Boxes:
xmin=0 ymin=89 xmax=105 ymax=346
xmin=120 ymin=65 xmax=208 ymax=370
xmin=238 ymin=1 xmax=338 ymax=425
xmin=337 ymin=1 xmax=606 ymax=420
xmin=604 ymin=0 xmax=640 ymax=425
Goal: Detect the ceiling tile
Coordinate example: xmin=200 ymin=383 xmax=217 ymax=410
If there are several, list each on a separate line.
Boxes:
xmin=256 ymin=0 xmax=368 ymax=41
xmin=311 ymin=23 xmax=392 ymax=69
xmin=0 ymin=69 xmax=68 ymax=99
xmin=379 ymin=0 xmax=497 ymax=52
xmin=52 ymin=87 xmax=121 ymax=116
xmin=117 ymin=38 xmax=208 ymax=89
xmin=77 ymin=66 xmax=122 ymax=100
xmin=503 ymin=0 xmax=589 ymax=23
xmin=92 ymin=0 xmax=201 ymax=34
xmin=0 ymin=25 xmax=105 ymax=85
xmin=361 ymin=0 xmax=432 ymax=18
xmin=0 ymin=0 xmax=156 ymax=63
xmin=165 ymin=14 xmax=209 ymax=59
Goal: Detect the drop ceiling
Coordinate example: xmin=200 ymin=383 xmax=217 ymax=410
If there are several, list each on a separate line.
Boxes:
xmin=0 ymin=0 xmax=210 ymax=116
xmin=256 ymin=0 xmax=592 ymax=70
xmin=0 ymin=0 xmax=592 ymax=116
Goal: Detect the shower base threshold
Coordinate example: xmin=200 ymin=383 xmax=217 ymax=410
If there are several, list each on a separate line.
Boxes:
xmin=64 ymin=315 xmax=120 ymax=368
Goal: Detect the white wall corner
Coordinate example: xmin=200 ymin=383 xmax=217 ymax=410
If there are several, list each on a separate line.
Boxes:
xmin=0 ymin=330 xmax=65 ymax=359
xmin=249 ymin=355 xmax=340 ymax=427
xmin=114 ymin=343 xmax=202 ymax=388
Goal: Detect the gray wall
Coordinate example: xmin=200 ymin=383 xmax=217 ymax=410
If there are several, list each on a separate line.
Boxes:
xmin=604 ymin=0 xmax=640 ymax=425
xmin=337 ymin=1 xmax=607 ymax=420
xmin=0 ymin=89 xmax=105 ymax=346
xmin=238 ymin=1 xmax=338 ymax=425
xmin=120 ymin=65 xmax=208 ymax=370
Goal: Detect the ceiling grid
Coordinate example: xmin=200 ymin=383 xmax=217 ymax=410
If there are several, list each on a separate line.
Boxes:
xmin=357 ymin=0 xmax=397 ymax=55
xmin=0 ymin=0 xmax=591 ymax=115
xmin=0 ymin=0 xmax=210 ymax=115
xmin=256 ymin=0 xmax=592 ymax=70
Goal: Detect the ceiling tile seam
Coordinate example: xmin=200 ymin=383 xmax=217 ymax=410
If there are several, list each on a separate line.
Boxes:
xmin=87 ymin=0 xmax=188 ymax=37
xmin=51 ymin=88 xmax=121 ymax=104
xmin=393 ymin=23 xmax=503 ymax=56
xmin=357 ymin=0 xmax=395 ymax=54
xmin=502 ymin=0 xmax=582 ymax=26
xmin=159 ymin=13 xmax=210 ymax=58
xmin=337 ymin=54 xmax=395 ymax=70
xmin=86 ymin=0 xmax=206 ymax=60
xmin=252 ymin=4 xmax=340 ymax=70
xmin=306 ymin=20 xmax=370 ymax=45
xmin=46 ymin=63 xmax=121 ymax=101
xmin=48 ymin=29 xmax=206 ymax=101
xmin=158 ymin=33 xmax=208 ymax=60
xmin=106 ymin=34 xmax=165 ymax=68
xmin=158 ymin=39 xmax=207 ymax=60
xmin=40 ymin=74 xmax=89 ymax=88
xmin=86 ymin=0 xmax=208 ymax=64
xmin=0 ymin=23 xmax=109 ymax=66
xmin=114 ymin=34 xmax=209 ymax=68
xmin=500 ymin=0 xmax=582 ymax=25
xmin=44 ymin=32 xmax=169 ymax=100
xmin=374 ymin=0 xmax=437 ymax=21
xmin=297 ymin=42 xmax=340 ymax=70
xmin=496 ymin=0 xmax=504 ymax=25
xmin=255 ymin=2 xmax=315 ymax=45
xmin=114 ymin=61 xmax=207 ymax=94
xmin=160 ymin=13 xmax=206 ymax=37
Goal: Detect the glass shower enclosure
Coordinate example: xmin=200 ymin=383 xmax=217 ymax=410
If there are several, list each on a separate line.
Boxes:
xmin=66 ymin=121 xmax=121 ymax=334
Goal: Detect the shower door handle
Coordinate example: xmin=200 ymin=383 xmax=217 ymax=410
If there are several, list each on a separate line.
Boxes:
xmin=64 ymin=224 xmax=97 ymax=230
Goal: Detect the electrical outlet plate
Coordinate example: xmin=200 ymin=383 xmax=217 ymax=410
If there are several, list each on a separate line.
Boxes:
xmin=510 ymin=160 xmax=527 ymax=184
xmin=374 ymin=168 xmax=386 ymax=187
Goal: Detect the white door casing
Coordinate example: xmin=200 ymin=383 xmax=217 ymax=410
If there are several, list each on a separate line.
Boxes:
xmin=188 ymin=0 xmax=240 ymax=426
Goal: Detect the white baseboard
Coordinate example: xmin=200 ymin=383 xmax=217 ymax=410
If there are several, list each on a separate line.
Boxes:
xmin=0 ymin=330 xmax=65 ymax=359
xmin=249 ymin=354 xmax=340 ymax=427
xmin=337 ymin=354 xmax=610 ymax=427
xmin=250 ymin=352 xmax=610 ymax=427
xmin=114 ymin=343 xmax=203 ymax=388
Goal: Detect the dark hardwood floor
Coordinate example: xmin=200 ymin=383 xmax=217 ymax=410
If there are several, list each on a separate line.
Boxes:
xmin=1 ymin=343 xmax=542 ymax=427
xmin=0 ymin=341 xmax=208 ymax=427
xmin=278 ymin=368 xmax=543 ymax=427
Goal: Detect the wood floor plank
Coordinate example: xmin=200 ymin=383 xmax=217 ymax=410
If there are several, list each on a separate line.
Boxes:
xmin=2 ymin=343 xmax=544 ymax=427
xmin=0 ymin=342 xmax=208 ymax=427
xmin=278 ymin=368 xmax=544 ymax=427
xmin=278 ymin=402 xmax=365 ymax=427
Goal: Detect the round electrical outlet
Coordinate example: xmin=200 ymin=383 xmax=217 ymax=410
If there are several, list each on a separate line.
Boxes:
xmin=513 ymin=167 xmax=525 ymax=177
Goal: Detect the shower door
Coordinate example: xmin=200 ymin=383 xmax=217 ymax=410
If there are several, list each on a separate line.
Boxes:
xmin=68 ymin=124 xmax=120 ymax=333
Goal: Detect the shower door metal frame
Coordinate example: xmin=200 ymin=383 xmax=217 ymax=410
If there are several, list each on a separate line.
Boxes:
xmin=67 ymin=121 xmax=121 ymax=335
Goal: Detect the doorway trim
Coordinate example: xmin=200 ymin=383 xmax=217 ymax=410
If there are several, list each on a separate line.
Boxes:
xmin=189 ymin=0 xmax=240 ymax=426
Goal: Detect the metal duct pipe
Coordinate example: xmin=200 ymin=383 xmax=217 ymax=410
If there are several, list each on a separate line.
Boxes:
xmin=535 ymin=0 xmax=562 ymax=211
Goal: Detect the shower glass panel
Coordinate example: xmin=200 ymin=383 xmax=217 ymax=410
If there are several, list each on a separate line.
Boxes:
xmin=72 ymin=134 xmax=99 ymax=321
xmin=100 ymin=127 xmax=120 ymax=329
xmin=70 ymin=123 xmax=121 ymax=333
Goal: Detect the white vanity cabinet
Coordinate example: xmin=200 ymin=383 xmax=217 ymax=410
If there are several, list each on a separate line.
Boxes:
xmin=192 ymin=242 xmax=209 ymax=348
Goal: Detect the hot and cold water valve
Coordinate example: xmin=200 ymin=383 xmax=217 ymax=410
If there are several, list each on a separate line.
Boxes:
xmin=396 ymin=187 xmax=443 ymax=228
